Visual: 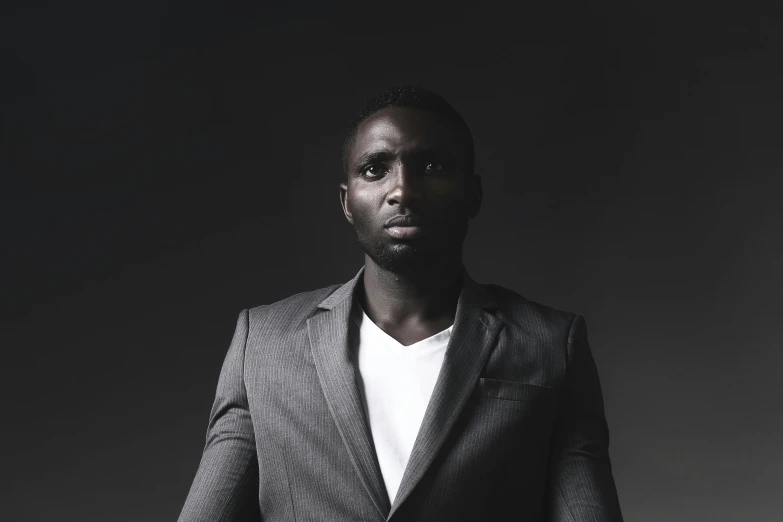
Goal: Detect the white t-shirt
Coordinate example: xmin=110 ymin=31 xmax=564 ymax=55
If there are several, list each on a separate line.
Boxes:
xmin=351 ymin=302 xmax=453 ymax=504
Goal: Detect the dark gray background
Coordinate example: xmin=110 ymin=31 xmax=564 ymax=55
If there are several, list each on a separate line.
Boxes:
xmin=2 ymin=1 xmax=781 ymax=520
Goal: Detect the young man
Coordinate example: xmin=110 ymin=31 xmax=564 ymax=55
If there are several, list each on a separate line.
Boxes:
xmin=179 ymin=85 xmax=623 ymax=521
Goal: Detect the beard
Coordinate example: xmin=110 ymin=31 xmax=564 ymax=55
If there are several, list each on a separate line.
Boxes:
xmin=352 ymin=218 xmax=467 ymax=275
xmin=367 ymin=241 xmax=433 ymax=273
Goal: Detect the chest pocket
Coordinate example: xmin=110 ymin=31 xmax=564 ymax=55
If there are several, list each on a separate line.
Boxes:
xmin=478 ymin=378 xmax=552 ymax=402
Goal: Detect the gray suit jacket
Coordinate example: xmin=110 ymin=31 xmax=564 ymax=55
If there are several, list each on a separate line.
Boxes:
xmin=179 ymin=266 xmax=623 ymax=521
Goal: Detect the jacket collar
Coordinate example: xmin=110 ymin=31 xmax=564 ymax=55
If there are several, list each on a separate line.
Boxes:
xmin=316 ymin=264 xmax=497 ymax=313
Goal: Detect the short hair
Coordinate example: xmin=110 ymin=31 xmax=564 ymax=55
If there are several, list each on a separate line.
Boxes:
xmin=341 ymin=85 xmax=474 ymax=176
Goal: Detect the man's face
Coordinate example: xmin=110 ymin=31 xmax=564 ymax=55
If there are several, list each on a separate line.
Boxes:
xmin=339 ymin=107 xmax=482 ymax=273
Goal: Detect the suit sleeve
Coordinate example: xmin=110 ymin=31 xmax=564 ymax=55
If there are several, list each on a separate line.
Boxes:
xmin=545 ymin=315 xmax=623 ymax=521
xmin=179 ymin=309 xmax=261 ymax=522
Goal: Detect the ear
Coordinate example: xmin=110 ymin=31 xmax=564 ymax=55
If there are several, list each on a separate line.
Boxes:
xmin=467 ymin=173 xmax=482 ymax=218
xmin=339 ymin=182 xmax=354 ymax=224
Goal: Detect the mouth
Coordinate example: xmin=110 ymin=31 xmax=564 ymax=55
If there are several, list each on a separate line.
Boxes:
xmin=384 ymin=225 xmax=430 ymax=239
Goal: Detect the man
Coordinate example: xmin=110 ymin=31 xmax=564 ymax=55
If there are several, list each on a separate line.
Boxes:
xmin=179 ymin=85 xmax=623 ymax=521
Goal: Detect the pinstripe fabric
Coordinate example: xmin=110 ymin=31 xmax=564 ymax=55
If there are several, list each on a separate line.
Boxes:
xmin=179 ymin=266 xmax=623 ymax=521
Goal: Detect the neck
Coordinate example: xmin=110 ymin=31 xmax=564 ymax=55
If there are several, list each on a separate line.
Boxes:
xmin=360 ymin=254 xmax=463 ymax=327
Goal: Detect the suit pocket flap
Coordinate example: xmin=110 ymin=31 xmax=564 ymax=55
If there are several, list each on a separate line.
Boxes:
xmin=478 ymin=378 xmax=551 ymax=402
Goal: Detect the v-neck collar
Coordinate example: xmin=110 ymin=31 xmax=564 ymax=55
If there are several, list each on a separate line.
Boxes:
xmin=351 ymin=299 xmax=453 ymax=354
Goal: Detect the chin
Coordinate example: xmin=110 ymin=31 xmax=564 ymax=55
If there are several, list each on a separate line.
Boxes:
xmin=368 ymin=242 xmax=442 ymax=272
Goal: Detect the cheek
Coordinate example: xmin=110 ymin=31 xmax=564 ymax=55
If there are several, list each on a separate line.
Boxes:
xmin=347 ymin=188 xmax=381 ymax=223
xmin=431 ymin=184 xmax=470 ymax=214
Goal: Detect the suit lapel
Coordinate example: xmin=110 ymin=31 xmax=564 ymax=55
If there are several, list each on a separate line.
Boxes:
xmin=307 ymin=266 xmax=391 ymax=519
xmin=307 ymin=265 xmax=503 ymax=520
xmin=388 ymin=268 xmax=503 ymax=519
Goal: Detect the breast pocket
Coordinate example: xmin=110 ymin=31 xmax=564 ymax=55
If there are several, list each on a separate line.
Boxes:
xmin=478 ymin=378 xmax=552 ymax=402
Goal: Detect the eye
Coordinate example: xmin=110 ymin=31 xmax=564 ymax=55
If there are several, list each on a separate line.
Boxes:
xmin=362 ymin=164 xmax=388 ymax=178
xmin=424 ymin=162 xmax=445 ymax=173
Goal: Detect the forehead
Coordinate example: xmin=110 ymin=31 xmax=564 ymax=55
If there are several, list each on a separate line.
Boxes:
xmin=349 ymin=107 xmax=460 ymax=163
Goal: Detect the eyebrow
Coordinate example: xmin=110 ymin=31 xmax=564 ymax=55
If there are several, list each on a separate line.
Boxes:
xmin=353 ymin=146 xmax=455 ymax=169
xmin=354 ymin=150 xmax=394 ymax=168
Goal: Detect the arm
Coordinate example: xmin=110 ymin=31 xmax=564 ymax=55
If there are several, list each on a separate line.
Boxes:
xmin=179 ymin=309 xmax=261 ymax=522
xmin=545 ymin=315 xmax=624 ymax=521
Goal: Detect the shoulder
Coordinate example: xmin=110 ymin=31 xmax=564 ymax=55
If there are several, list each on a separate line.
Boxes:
xmin=482 ymin=283 xmax=587 ymax=380
xmin=482 ymin=282 xmax=578 ymax=339
xmin=245 ymin=281 xmax=342 ymax=333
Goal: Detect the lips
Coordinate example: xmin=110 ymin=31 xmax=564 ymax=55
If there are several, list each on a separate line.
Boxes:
xmin=384 ymin=215 xmax=431 ymax=239
xmin=384 ymin=215 xmax=430 ymax=227
xmin=385 ymin=225 xmax=429 ymax=239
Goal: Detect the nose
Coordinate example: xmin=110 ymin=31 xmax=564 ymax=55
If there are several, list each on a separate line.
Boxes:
xmin=386 ymin=163 xmax=422 ymax=207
